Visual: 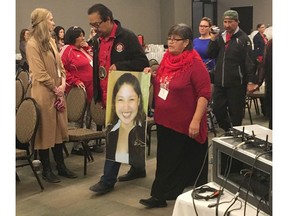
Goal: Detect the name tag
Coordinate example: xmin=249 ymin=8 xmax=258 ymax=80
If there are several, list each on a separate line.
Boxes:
xmin=158 ymin=87 xmax=168 ymax=100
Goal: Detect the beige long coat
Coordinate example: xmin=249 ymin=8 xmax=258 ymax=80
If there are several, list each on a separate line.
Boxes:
xmin=26 ymin=37 xmax=68 ymax=149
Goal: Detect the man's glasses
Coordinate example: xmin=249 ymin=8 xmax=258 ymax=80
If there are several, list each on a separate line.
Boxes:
xmin=90 ymin=21 xmax=103 ymax=28
xmin=167 ymin=37 xmax=186 ymax=42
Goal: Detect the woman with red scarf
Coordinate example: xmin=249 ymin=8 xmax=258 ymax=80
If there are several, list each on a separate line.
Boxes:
xmin=139 ymin=23 xmax=211 ymax=208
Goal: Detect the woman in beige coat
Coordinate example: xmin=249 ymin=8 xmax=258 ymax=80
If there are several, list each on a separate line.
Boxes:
xmin=26 ymin=8 xmax=77 ymax=183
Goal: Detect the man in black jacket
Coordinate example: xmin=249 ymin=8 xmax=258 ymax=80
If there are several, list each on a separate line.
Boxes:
xmin=87 ymin=3 xmax=149 ymax=195
xmin=207 ymin=10 xmax=257 ymax=132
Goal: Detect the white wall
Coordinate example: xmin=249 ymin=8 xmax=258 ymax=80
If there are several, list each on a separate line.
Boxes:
xmin=159 ymin=0 xmax=192 ymax=44
xmin=16 ymin=0 xmax=272 ymax=52
xmin=16 ymin=0 xmax=162 ymax=52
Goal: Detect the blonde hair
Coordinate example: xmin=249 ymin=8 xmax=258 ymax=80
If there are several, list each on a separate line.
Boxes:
xmin=29 ymin=8 xmax=52 ymax=52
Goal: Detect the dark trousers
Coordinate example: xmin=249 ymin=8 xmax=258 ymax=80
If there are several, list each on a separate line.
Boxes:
xmin=100 ymin=160 xmax=121 ymax=186
xmin=151 ymin=125 xmax=208 ymax=200
xmin=212 ymin=85 xmax=246 ymax=131
xmin=100 ymin=160 xmax=145 ymax=186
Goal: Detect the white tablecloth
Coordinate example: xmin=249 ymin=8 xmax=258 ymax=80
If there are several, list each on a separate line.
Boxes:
xmin=172 ymin=182 xmax=269 ymax=216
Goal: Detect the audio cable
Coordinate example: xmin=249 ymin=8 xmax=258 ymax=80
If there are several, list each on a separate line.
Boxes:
xmin=214 ymin=144 xmax=239 ymax=216
xmin=191 ymin=142 xmax=213 ymax=216
xmin=243 ymin=150 xmax=272 ymax=216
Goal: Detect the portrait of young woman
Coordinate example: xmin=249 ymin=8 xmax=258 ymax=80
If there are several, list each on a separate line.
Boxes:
xmin=105 ymin=72 xmax=150 ymax=169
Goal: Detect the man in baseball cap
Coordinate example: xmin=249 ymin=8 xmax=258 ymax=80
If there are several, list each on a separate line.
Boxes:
xmin=223 ymin=10 xmax=240 ymax=34
xmin=207 ymin=9 xmax=257 ymax=133
xmin=223 ymin=10 xmax=239 ymax=22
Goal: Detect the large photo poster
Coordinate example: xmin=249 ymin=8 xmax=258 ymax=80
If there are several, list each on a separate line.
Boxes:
xmin=105 ymin=71 xmax=151 ymax=168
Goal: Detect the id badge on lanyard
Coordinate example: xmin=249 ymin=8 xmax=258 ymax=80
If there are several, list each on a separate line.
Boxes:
xmin=158 ymin=76 xmax=169 ymax=100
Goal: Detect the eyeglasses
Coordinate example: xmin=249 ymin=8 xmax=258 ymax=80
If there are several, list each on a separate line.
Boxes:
xmin=199 ymin=25 xmax=209 ymax=28
xmin=167 ymin=37 xmax=186 ymax=42
xmin=90 ymin=21 xmax=103 ymax=28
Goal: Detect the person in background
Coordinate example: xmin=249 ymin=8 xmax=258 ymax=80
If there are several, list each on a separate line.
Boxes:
xmin=106 ymin=73 xmax=146 ymax=168
xmin=87 ymin=27 xmax=97 ymax=47
xmin=263 ymin=39 xmax=272 ymax=129
xmin=139 ymin=23 xmax=211 ymax=208
xmin=253 ymin=23 xmax=268 ymax=116
xmin=193 ymin=17 xmax=217 ymax=133
xmin=207 ymin=10 xmax=257 ymax=132
xmin=59 ymin=26 xmax=96 ymax=155
xmin=19 ymin=28 xmax=30 ymax=71
xmin=26 ymin=8 xmax=77 ymax=183
xmin=193 ymin=17 xmax=215 ymax=83
xmin=257 ymin=39 xmax=272 ymax=129
xmin=54 ymin=25 xmax=65 ymax=51
xmin=253 ymin=23 xmax=268 ymax=64
xmin=87 ymin=3 xmax=149 ymax=195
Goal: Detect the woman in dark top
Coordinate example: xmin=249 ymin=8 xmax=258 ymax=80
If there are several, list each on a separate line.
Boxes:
xmin=54 ymin=25 xmax=65 ymax=51
xmin=19 ymin=28 xmax=30 ymax=71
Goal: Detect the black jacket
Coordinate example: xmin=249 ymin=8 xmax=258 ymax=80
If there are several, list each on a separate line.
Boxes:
xmin=207 ymin=28 xmax=256 ymax=87
xmin=253 ymin=32 xmax=267 ymax=58
xmin=91 ymin=20 xmax=149 ymax=101
xmin=106 ymin=123 xmax=146 ymax=169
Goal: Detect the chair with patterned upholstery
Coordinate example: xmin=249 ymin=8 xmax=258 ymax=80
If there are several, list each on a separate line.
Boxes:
xmin=89 ymin=98 xmax=106 ymax=147
xmin=25 ymin=83 xmax=32 ymax=98
xmin=16 ymin=70 xmax=30 ymax=95
xmin=146 ymin=82 xmax=157 ymax=156
xmin=16 ymin=97 xmax=44 ymax=191
xmin=66 ymin=87 xmax=106 ymax=175
xmin=16 ymin=78 xmax=24 ymax=110
xmin=149 ymin=58 xmax=159 ymax=67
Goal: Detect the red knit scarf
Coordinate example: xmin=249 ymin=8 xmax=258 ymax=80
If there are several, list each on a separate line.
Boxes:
xmin=156 ymin=50 xmax=194 ymax=82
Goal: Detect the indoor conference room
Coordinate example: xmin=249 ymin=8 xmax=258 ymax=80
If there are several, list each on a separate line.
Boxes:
xmin=12 ymin=0 xmax=277 ymax=215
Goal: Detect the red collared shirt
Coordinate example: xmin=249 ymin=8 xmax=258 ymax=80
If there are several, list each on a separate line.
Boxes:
xmin=99 ymin=23 xmax=118 ymax=106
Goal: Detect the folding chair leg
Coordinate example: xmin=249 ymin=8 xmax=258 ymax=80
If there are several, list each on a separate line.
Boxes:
xmin=28 ymin=158 xmax=44 ymax=191
xmin=63 ymin=143 xmax=69 ymax=157
xmin=81 ymin=141 xmax=94 ymax=176
xmin=16 ymin=172 xmax=20 ymax=182
xmin=245 ymin=101 xmax=253 ymax=125
xmin=208 ymin=111 xmax=217 ymax=137
xmin=33 ymin=150 xmax=39 ymax=160
xmin=146 ymin=125 xmax=152 ymax=156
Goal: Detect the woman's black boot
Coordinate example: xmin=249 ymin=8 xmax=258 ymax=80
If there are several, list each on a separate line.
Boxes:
xmin=39 ymin=149 xmax=61 ymax=183
xmin=52 ymin=144 xmax=78 ymax=178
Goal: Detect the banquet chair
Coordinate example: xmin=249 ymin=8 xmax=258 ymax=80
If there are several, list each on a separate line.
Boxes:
xmin=146 ymin=83 xmax=156 ymax=156
xmin=207 ymin=106 xmax=217 ymax=137
xmin=25 ymin=83 xmax=32 ymax=98
xmin=66 ymin=87 xmax=106 ymax=175
xmin=16 ymin=78 xmax=24 ymax=111
xmin=89 ymin=98 xmax=106 ymax=147
xmin=244 ymin=96 xmax=254 ymax=125
xmin=16 ymin=69 xmax=30 ymax=95
xmin=149 ymin=58 xmax=159 ymax=67
xmin=16 ymin=97 xmax=44 ymax=191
